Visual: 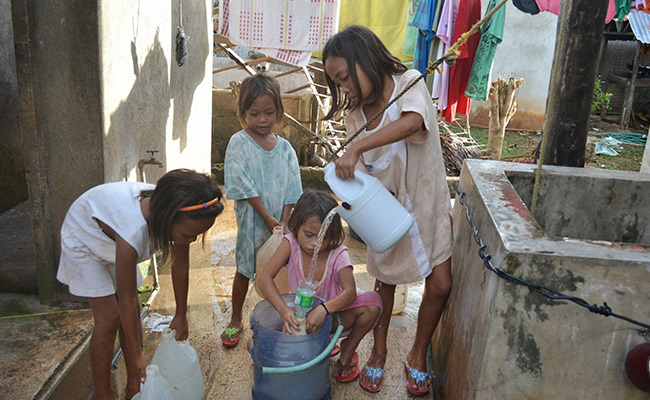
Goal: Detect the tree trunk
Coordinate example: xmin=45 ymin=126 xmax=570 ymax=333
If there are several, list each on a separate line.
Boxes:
xmin=487 ymin=77 xmax=524 ymax=160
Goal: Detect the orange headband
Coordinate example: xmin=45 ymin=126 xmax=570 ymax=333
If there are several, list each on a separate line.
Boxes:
xmin=178 ymin=196 xmax=221 ymax=212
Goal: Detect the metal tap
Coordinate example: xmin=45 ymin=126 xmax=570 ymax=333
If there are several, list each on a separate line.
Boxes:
xmin=138 ymin=150 xmax=164 ymax=182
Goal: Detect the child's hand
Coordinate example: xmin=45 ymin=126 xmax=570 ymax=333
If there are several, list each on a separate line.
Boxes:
xmin=125 ymin=351 xmax=147 ymax=397
xmin=265 ymin=216 xmax=281 ymax=233
xmin=280 ymin=308 xmax=301 ymax=334
xmin=334 ymin=146 xmax=359 ymax=180
xmin=305 ymin=305 xmax=327 ymax=334
xmin=170 ymin=314 xmax=189 ymax=341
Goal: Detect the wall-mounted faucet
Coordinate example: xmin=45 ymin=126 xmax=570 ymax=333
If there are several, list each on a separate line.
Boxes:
xmin=138 ymin=150 xmax=164 ymax=183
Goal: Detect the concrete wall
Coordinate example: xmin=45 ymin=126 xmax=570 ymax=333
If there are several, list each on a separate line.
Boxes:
xmin=0 ymin=0 xmax=27 ymax=212
xmin=10 ymin=0 xmax=213 ymax=303
xmin=469 ymin=3 xmax=558 ymax=130
xmin=100 ymin=0 xmax=213 ymax=183
xmin=211 ymin=87 xmax=317 ymax=165
xmin=642 ymin=127 xmax=650 ymax=173
xmin=432 ymin=160 xmax=650 ymax=399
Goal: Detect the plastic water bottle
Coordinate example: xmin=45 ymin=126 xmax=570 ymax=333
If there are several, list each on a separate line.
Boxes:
xmin=131 ymin=365 xmax=181 ymax=400
xmin=294 ymin=281 xmax=315 ymax=319
xmin=292 ymin=315 xmax=308 ymax=335
xmin=150 ymin=328 xmax=205 ymax=400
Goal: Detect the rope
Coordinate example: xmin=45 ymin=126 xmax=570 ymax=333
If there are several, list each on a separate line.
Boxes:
xmin=326 ymin=0 xmax=510 ymax=161
xmin=456 ymin=180 xmax=650 ymax=335
xmin=530 ymin=126 xmax=550 ymax=216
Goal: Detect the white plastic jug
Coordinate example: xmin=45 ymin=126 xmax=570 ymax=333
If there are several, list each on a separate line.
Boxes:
xmin=131 ymin=365 xmax=181 ymax=400
xmin=254 ymin=225 xmax=290 ymax=297
xmin=323 ymin=163 xmax=414 ymax=253
xmin=150 ymin=328 xmax=205 ymax=400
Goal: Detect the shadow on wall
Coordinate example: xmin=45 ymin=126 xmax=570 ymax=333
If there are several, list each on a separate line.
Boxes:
xmin=170 ymin=0 xmax=208 ymax=153
xmin=105 ymin=0 xmax=209 ymax=183
xmin=106 ymin=30 xmax=170 ymax=183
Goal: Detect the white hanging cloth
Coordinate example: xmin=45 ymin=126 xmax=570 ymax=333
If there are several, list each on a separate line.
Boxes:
xmin=218 ymin=0 xmax=341 ymax=66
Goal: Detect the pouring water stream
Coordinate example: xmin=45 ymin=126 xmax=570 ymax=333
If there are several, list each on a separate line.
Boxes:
xmin=305 ymin=206 xmax=342 ymax=287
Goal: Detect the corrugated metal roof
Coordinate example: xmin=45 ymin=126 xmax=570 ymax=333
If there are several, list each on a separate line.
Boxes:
xmin=629 ymin=11 xmax=650 ymax=44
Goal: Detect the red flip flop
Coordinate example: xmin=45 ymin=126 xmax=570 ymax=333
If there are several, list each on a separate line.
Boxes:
xmin=335 ymin=351 xmax=359 ymax=383
xmin=221 ymin=322 xmax=244 ymax=348
xmin=404 ymin=360 xmax=431 ymax=396
xmin=359 ymin=364 xmax=384 ymax=393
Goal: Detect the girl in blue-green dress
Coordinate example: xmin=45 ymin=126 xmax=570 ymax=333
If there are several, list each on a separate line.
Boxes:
xmin=222 ymin=73 xmax=302 ymax=347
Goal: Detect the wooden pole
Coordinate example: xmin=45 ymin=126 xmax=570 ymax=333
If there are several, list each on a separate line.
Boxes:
xmin=541 ymin=0 xmax=609 ymax=167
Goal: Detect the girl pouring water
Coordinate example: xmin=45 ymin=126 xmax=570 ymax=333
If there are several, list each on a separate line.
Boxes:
xmin=322 ymin=25 xmax=454 ymax=396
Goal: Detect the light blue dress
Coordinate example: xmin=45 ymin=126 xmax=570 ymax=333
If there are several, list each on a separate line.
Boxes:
xmin=224 ymin=130 xmax=302 ymax=279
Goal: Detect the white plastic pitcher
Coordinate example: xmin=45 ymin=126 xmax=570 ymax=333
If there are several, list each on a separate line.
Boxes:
xmin=150 ymin=328 xmax=205 ymax=400
xmin=323 ymin=163 xmax=414 ymax=253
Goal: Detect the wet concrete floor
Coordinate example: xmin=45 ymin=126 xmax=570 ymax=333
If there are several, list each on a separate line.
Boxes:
xmin=2 ymin=194 xmax=431 ymax=399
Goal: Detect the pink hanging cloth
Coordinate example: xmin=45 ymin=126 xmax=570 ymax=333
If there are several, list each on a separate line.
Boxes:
xmin=535 ymin=0 xmax=617 ymax=22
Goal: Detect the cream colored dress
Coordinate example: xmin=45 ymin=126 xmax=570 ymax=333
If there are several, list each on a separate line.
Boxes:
xmin=345 ymin=69 xmax=453 ymax=285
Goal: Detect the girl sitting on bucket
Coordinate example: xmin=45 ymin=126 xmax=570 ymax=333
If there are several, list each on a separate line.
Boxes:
xmin=322 ymin=25 xmax=454 ymax=396
xmin=257 ymin=190 xmax=382 ymax=383
xmin=57 ymin=169 xmax=224 ymax=400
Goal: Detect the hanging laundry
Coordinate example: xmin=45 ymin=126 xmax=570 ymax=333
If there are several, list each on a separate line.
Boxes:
xmin=465 ymin=0 xmax=507 ymax=101
xmin=337 ymin=0 xmax=412 ymax=62
xmin=442 ymin=0 xmax=482 ymax=122
xmin=412 ymin=0 xmax=440 ymax=74
xmin=615 ymin=0 xmax=632 ymax=19
xmin=218 ymin=0 xmax=341 ymax=66
xmin=631 ymin=0 xmax=648 ymax=12
xmin=512 ymin=0 xmax=540 ymax=15
xmin=535 ymin=0 xmax=617 ymax=23
xmin=432 ymin=0 xmax=460 ymax=111
xmin=403 ymin=0 xmax=422 ymax=57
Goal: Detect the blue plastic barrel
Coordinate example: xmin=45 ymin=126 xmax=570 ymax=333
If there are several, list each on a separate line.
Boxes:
xmin=250 ymin=294 xmax=333 ymax=400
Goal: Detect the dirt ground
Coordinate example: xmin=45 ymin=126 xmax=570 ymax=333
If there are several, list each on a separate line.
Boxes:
xmin=465 ymin=115 xmax=647 ymax=172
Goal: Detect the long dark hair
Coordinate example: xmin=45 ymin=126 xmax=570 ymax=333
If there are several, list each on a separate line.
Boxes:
xmin=322 ymin=25 xmax=407 ymax=120
xmin=140 ymin=169 xmax=224 ymax=263
xmin=288 ymin=190 xmax=344 ymax=251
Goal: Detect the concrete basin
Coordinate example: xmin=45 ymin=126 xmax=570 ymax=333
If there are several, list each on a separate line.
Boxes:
xmin=432 ymin=159 xmax=650 ymax=399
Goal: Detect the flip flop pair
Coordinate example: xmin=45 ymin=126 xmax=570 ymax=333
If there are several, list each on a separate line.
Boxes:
xmin=335 ymin=351 xmax=359 ymax=383
xmin=221 ymin=322 xmax=244 ymax=348
xmin=404 ymin=360 xmax=431 ymax=396
xmin=359 ymin=364 xmax=384 ymax=393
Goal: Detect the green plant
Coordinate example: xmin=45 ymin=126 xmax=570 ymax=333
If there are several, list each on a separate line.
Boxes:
xmin=592 ymin=76 xmax=612 ymax=113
